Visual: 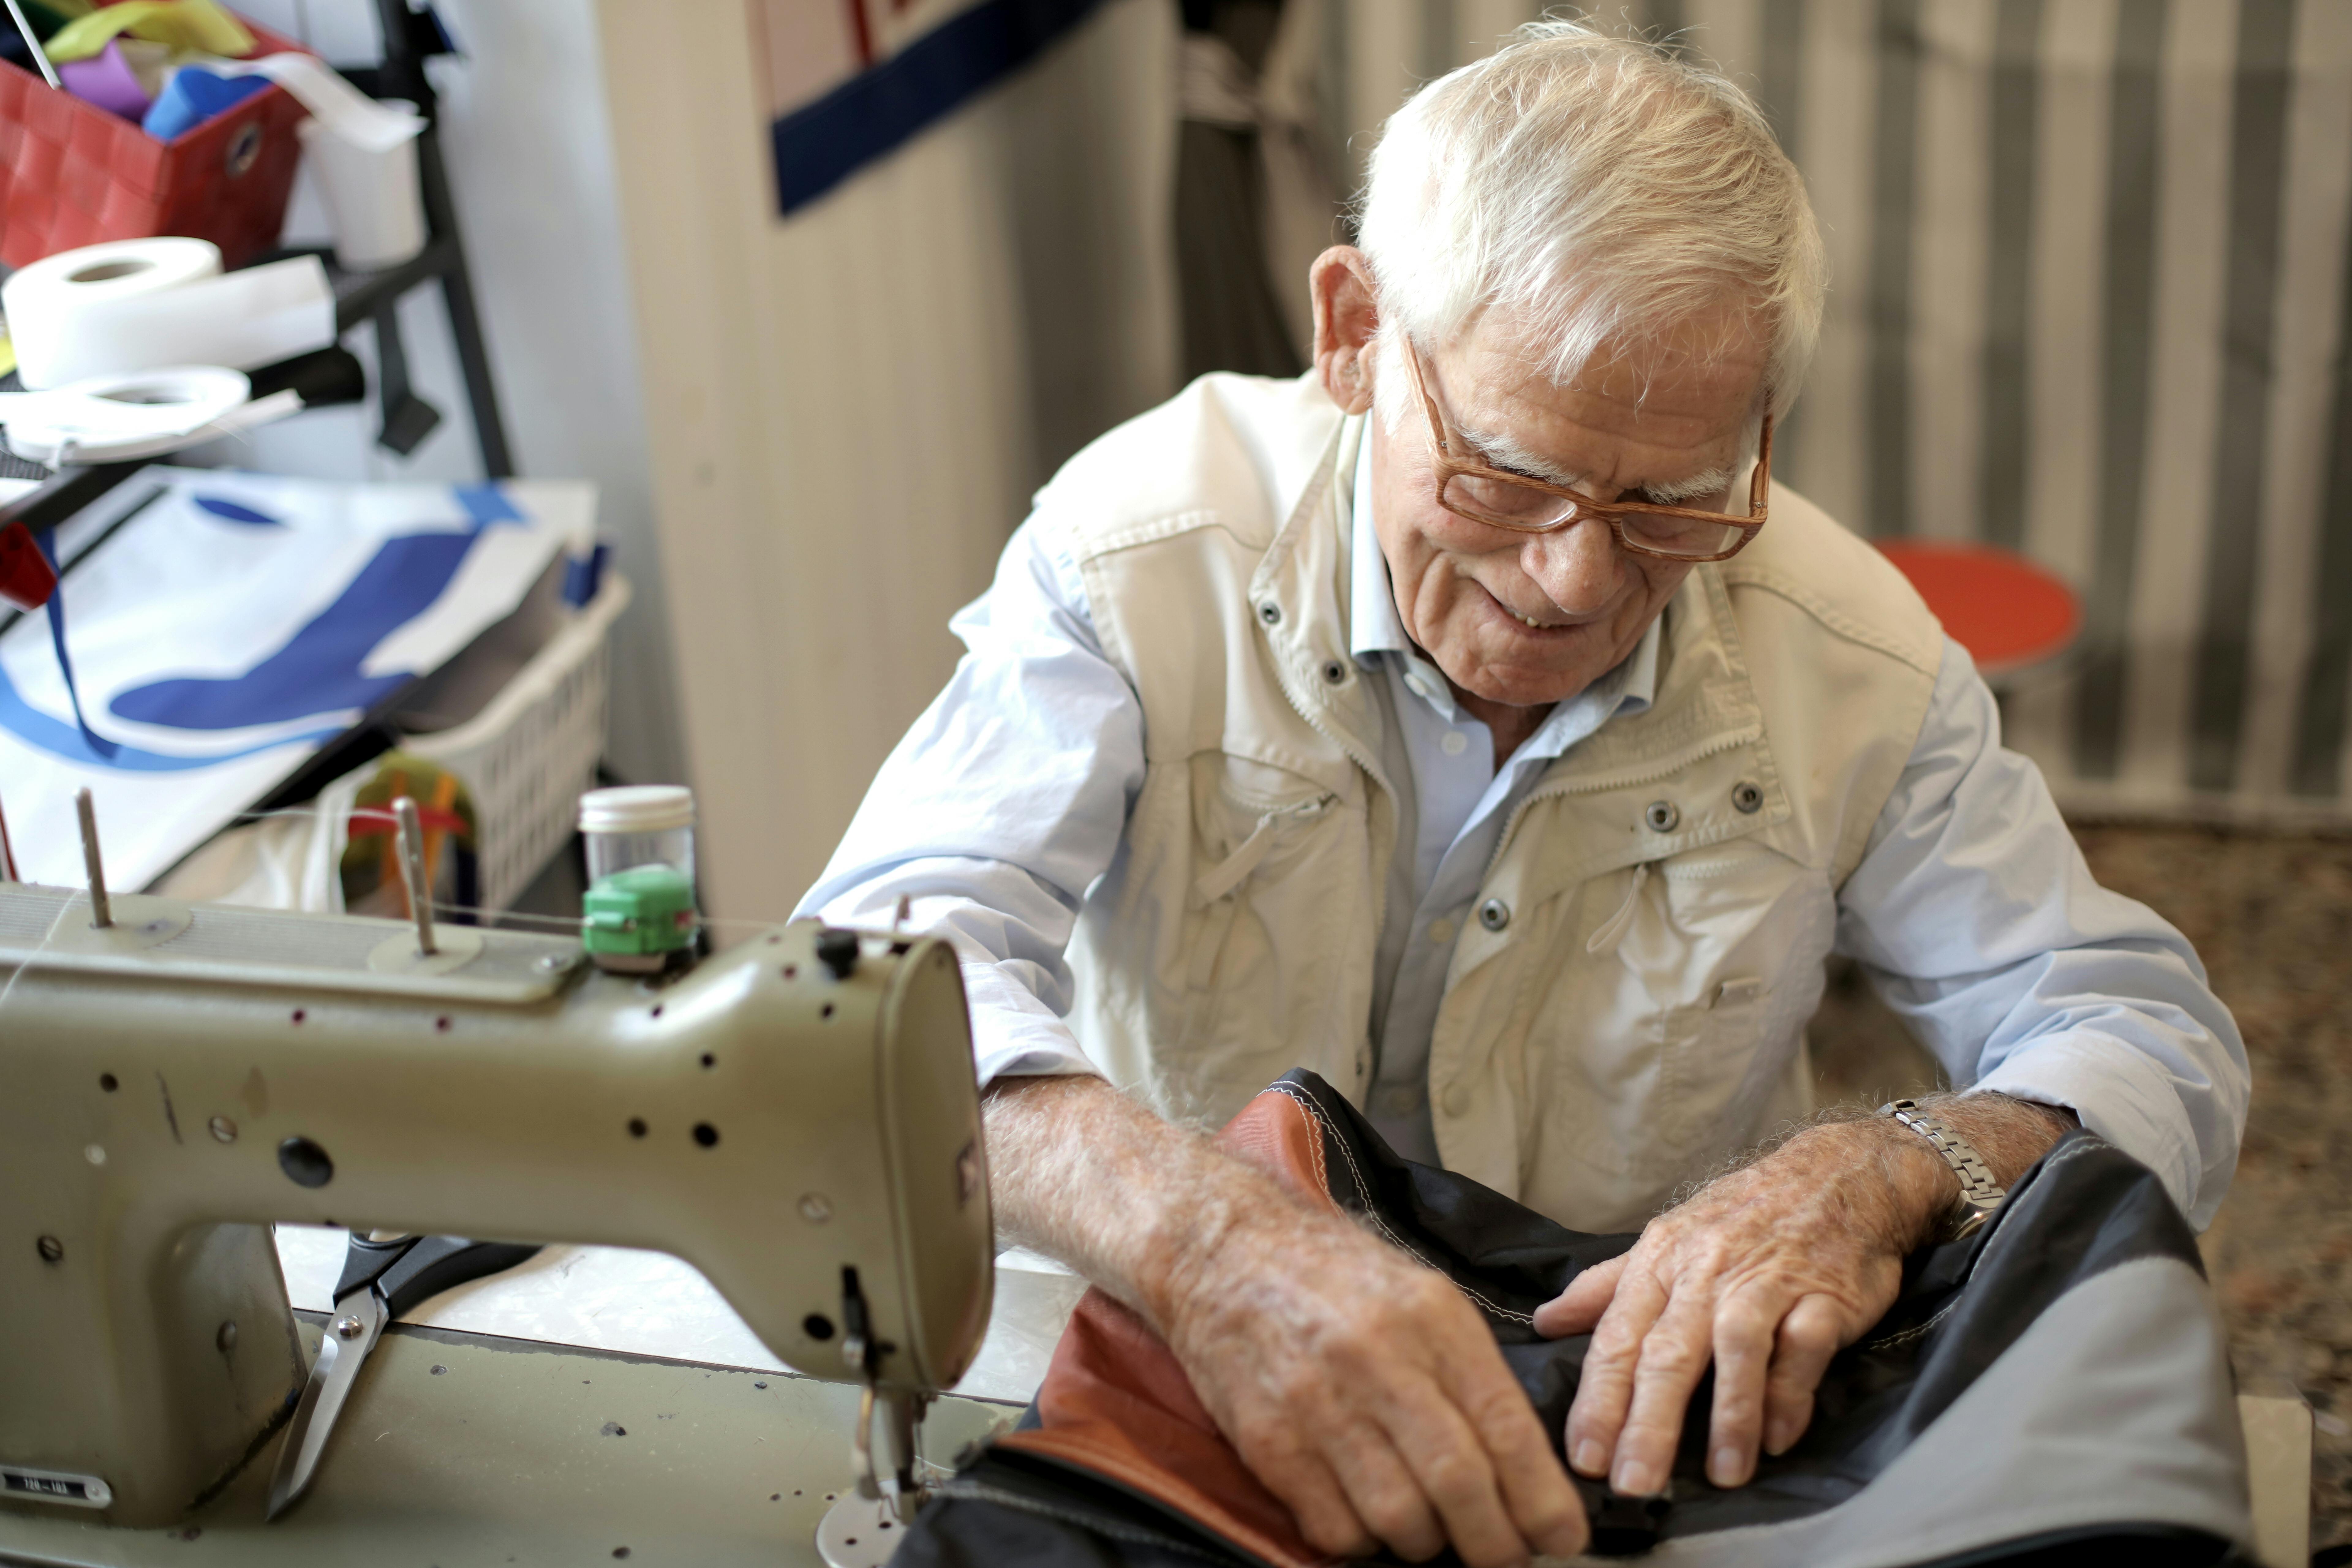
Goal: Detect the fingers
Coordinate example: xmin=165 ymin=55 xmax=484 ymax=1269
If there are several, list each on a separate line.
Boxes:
xmin=1455 ymin=1365 xmax=1591 ymax=1561
xmin=1761 ymin=1295 xmax=1844 ymax=1457
xmin=1365 ymin=1282 xmax=1579 ymax=1566
xmin=1378 ymin=1394 xmax=1525 ymax=1566
xmin=1704 ymin=1291 xmax=1781 ymax=1487
xmin=1322 ymin=1419 xmax=1445 ymax=1562
xmin=1564 ymin=1263 xmax=1668 ymax=1480
xmin=1533 ymin=1253 xmax=1628 ymax=1338
xmin=1240 ymin=1429 xmax=1377 ymax=1559
xmin=1606 ymin=1290 xmax=1718 ymax=1498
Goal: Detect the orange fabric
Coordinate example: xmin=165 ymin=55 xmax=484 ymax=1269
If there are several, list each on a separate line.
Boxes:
xmin=996 ymin=1087 xmax=1344 ymax=1568
xmin=1872 ymin=540 xmax=2081 ymax=677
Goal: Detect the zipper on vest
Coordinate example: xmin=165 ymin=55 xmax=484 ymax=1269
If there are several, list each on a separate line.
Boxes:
xmin=1191 ymin=794 xmax=1336 ymax=905
xmin=1585 ymin=862 xmax=1651 ymax=955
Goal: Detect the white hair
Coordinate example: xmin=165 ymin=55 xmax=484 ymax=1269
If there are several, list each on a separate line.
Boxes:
xmin=1357 ymin=19 xmax=1825 ymax=424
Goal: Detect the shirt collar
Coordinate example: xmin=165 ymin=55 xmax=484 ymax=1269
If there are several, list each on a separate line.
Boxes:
xmin=1346 ymin=416 xmax=1661 ymax=740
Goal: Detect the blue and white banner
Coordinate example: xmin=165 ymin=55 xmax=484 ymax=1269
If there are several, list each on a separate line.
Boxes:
xmin=0 ymin=470 xmax=593 ymax=891
xmin=752 ymin=0 xmax=1113 ymax=216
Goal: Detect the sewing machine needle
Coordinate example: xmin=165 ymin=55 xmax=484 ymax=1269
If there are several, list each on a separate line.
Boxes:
xmin=264 ymin=1290 xmax=386 ymax=1519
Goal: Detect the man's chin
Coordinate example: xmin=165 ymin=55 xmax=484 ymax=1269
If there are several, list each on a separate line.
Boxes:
xmin=1434 ymin=637 xmax=1615 ymax=710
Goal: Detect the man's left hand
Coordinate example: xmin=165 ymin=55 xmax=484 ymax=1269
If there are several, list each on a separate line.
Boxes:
xmin=1532 ymin=1096 xmax=2073 ymax=1497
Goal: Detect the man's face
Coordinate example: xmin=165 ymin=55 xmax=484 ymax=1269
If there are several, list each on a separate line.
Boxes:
xmin=1366 ymin=316 xmax=1766 ymax=709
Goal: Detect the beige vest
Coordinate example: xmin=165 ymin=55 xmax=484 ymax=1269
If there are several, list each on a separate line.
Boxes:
xmin=1038 ymin=373 xmax=1943 ymax=1232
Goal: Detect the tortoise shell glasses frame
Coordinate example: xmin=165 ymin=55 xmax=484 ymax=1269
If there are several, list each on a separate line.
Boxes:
xmin=1397 ymin=336 xmax=1772 ymax=564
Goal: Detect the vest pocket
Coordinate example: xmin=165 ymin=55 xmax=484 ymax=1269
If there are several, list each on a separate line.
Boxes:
xmin=1656 ymin=977 xmax=1773 ymax=1155
xmin=1167 ymin=756 xmax=1354 ymax=1116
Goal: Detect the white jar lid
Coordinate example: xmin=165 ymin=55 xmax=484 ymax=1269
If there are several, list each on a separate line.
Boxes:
xmin=578 ymin=785 xmax=695 ymax=834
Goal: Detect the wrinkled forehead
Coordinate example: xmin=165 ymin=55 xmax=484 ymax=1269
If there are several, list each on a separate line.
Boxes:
xmin=1426 ymin=308 xmax=1769 ymax=487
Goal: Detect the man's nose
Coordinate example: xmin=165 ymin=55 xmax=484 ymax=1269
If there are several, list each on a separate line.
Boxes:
xmin=1518 ymin=512 xmax=1627 ymax=612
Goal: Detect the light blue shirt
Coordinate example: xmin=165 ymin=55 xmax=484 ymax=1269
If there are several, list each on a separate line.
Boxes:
xmin=800 ymin=452 xmax=2248 ymax=1227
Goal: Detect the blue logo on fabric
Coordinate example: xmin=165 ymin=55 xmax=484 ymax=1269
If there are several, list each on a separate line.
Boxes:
xmin=0 ymin=483 xmax=525 ymax=772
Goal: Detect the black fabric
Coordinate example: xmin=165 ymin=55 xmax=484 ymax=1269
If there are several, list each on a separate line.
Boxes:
xmin=912 ymin=1449 xmax=1275 ymax=1568
xmin=906 ymin=1071 xmax=2215 ymax=1566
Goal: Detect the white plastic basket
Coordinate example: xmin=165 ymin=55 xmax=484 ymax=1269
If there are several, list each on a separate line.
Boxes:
xmin=405 ymin=572 xmax=631 ymax=913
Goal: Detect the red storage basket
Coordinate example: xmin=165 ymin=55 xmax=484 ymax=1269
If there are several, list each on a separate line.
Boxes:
xmin=0 ymin=17 xmax=314 ymax=270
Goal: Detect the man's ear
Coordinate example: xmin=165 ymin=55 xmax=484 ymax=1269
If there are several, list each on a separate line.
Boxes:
xmin=1310 ymin=246 xmax=1380 ymax=416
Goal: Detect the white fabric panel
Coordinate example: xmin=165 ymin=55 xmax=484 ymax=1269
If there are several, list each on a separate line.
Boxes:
xmin=1682 ymin=0 xmax=1762 ymax=85
xmin=2006 ymin=0 xmax=2117 ymax=774
xmin=1788 ymin=0 xmax=1876 ymax=524
xmin=1909 ymin=2 xmax=1996 ymax=545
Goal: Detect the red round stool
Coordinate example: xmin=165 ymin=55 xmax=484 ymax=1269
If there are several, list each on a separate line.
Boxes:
xmin=1873 ymin=540 xmax=2081 ymax=681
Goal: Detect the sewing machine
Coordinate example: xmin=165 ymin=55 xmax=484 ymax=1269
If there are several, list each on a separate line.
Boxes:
xmin=0 ymin=874 xmax=1000 ymax=1564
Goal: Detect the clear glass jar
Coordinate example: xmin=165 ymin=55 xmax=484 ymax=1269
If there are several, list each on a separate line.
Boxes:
xmin=578 ymin=785 xmax=696 ymax=891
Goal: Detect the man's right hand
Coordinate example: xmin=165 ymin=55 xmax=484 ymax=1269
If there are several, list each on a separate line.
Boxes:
xmin=983 ymin=1075 xmax=1588 ymax=1567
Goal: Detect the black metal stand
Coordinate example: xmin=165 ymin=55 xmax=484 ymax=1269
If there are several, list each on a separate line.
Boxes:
xmin=340 ymin=0 xmax=512 ymax=477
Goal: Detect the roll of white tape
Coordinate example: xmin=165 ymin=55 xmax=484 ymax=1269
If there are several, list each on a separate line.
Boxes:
xmin=0 ymin=365 xmax=257 ymax=466
xmin=2 ymin=243 xmax=337 ymax=390
xmin=3 ymin=237 xmax=223 ymax=389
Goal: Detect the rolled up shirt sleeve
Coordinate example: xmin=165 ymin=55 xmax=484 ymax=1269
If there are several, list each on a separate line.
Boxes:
xmin=793 ymin=515 xmax=1143 ymax=1086
xmin=1834 ymin=637 xmax=2250 ymax=1229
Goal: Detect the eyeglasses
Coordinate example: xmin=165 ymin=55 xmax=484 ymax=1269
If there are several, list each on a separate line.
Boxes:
xmin=1400 ymin=337 xmax=1771 ymax=563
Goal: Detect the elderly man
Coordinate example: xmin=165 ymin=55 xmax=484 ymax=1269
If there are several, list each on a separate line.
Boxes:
xmin=799 ymin=22 xmax=2247 ymax=1568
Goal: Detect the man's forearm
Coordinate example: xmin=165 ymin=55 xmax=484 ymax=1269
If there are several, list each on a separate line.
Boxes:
xmin=981 ymin=1073 xmax=1317 ymax=1331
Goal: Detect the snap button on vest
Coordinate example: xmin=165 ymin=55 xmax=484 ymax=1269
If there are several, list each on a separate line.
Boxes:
xmin=1442 ymin=1082 xmax=1472 ymax=1117
xmin=1479 ymin=898 xmax=1510 ymax=932
xmin=1257 ymin=602 xmax=1282 ymax=625
xmin=1732 ymin=780 xmax=1764 ymax=814
xmin=1645 ymin=800 xmax=1680 ymax=832
xmin=1321 ymin=658 xmax=1347 ymax=685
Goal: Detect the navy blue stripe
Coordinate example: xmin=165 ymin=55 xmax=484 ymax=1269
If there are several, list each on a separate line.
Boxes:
xmin=2072 ymin=0 xmax=2168 ymax=780
xmin=2290 ymin=121 xmax=2352 ymax=793
xmin=769 ymin=0 xmax=1114 ymax=218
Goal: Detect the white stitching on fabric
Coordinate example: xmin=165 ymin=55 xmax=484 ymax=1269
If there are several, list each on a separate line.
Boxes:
xmin=1265 ymin=1082 xmax=1537 ymax=1328
xmin=1282 ymin=1081 xmax=1333 ymax=1201
xmin=1861 ymin=1298 xmax=1958 ymax=1352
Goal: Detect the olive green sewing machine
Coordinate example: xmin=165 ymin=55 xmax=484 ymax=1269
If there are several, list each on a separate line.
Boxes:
xmin=0 ymin=861 xmax=1001 ymax=1566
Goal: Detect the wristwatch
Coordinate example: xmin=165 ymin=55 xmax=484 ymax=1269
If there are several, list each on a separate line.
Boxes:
xmin=1879 ymin=1099 xmax=2007 ymax=1241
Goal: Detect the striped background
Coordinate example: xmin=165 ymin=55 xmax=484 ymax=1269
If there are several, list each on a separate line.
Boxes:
xmin=1305 ymin=0 xmax=2352 ymax=823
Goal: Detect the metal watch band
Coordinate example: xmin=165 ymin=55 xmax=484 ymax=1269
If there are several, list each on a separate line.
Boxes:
xmin=1879 ymin=1098 xmax=2007 ymax=1240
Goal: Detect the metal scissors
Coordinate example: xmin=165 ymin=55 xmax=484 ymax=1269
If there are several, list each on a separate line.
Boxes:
xmin=266 ymin=1232 xmax=540 ymax=1519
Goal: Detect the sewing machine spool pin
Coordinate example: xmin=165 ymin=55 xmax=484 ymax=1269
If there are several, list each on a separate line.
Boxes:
xmin=392 ymin=796 xmax=437 ymax=957
xmin=74 ymin=787 xmax=110 ymax=929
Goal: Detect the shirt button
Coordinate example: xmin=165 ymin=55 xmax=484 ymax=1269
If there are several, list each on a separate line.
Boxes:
xmin=1427 ymin=918 xmax=1455 ymax=946
xmin=1441 ymin=730 xmax=1468 ymax=757
xmin=1441 ymin=1083 xmax=1472 ymax=1117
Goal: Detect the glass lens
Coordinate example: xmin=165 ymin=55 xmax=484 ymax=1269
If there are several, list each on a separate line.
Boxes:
xmin=1618 ymin=510 xmax=1747 ymax=558
xmin=1441 ymin=472 xmax=1577 ymax=529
